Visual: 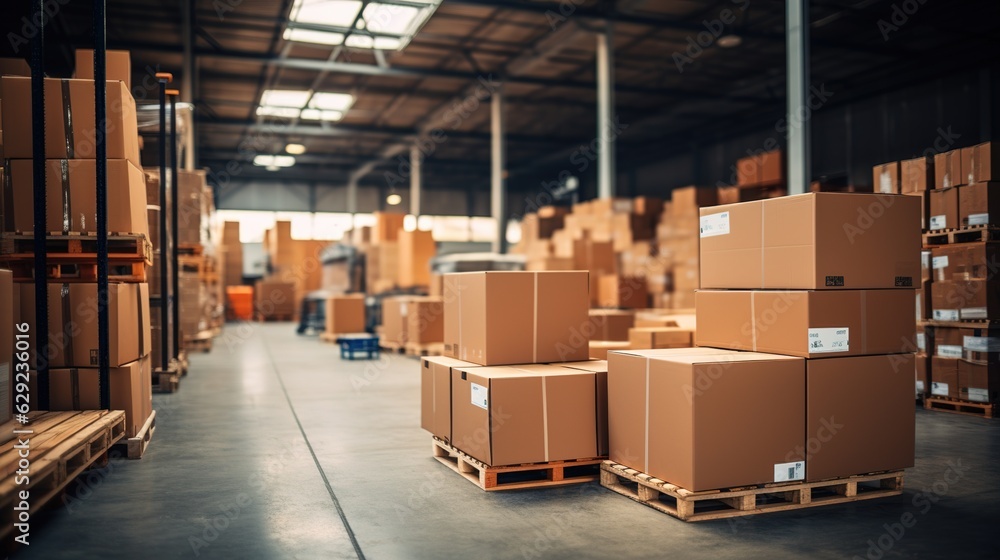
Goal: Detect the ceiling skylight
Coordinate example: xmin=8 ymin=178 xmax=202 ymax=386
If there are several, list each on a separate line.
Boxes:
xmin=254 ymin=155 xmax=296 ymax=168
xmin=256 ymin=106 xmax=301 ymax=118
xmin=300 ymin=109 xmax=344 ymax=122
xmin=285 ymin=0 xmax=442 ymax=52
xmin=261 ymin=90 xmax=311 ymax=108
xmin=309 ymin=92 xmax=354 ymax=111
xmin=256 ymin=89 xmax=354 ymax=122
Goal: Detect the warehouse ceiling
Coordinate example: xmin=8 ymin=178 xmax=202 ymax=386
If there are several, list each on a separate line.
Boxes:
xmin=4 ymin=0 xmax=1000 ymax=194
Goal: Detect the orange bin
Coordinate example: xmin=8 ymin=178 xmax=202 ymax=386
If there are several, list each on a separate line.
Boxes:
xmin=226 ymin=286 xmax=254 ymax=321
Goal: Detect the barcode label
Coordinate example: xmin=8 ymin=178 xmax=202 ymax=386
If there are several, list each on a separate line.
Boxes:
xmin=931 ymin=256 xmax=948 ymax=269
xmin=931 ymin=382 xmax=949 ymax=397
xmin=968 ymin=213 xmax=989 ymax=226
xmin=929 ymin=215 xmax=947 ymax=230
xmin=962 ymin=307 xmax=988 ymax=320
xmin=807 ymin=328 xmax=849 ymax=354
xmin=773 ymin=461 xmax=805 ymax=482
xmin=933 ymin=309 xmax=959 ymax=321
xmin=937 ymin=345 xmax=962 ymax=359
xmin=470 ymin=383 xmax=488 ymax=410
xmin=963 ymin=336 xmax=1000 ymax=352
xmin=966 ymin=388 xmax=989 ymax=403
xmin=699 ymin=212 xmax=730 ymax=238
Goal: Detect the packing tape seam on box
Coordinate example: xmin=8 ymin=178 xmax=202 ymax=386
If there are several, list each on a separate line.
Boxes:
xmin=860 ymin=290 xmax=867 ymax=355
xmin=60 ymin=159 xmax=71 ymax=233
xmin=533 ymin=272 xmax=538 ymax=363
xmin=542 ymin=376 xmax=549 ymax=462
xmin=644 ymin=358 xmax=650 ymax=474
xmin=750 ymin=292 xmax=757 ymax=351
xmin=61 ymin=79 xmax=75 ymax=158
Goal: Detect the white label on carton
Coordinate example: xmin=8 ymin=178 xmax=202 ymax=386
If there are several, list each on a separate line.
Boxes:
xmin=916 ymin=380 xmax=925 ymax=393
xmin=807 ymin=328 xmax=849 ymax=353
xmin=470 ymin=383 xmax=488 ymax=410
xmin=922 ymin=251 xmax=931 ymax=270
xmin=929 ymin=215 xmax=947 ymax=230
xmin=773 ymin=461 xmax=805 ymax=483
xmin=937 ymin=345 xmax=963 ymax=359
xmin=968 ymin=213 xmax=990 ymax=226
xmin=962 ymin=307 xmax=988 ymax=320
xmin=916 ymin=333 xmax=926 ymax=353
xmin=963 ymin=336 xmax=1000 ymax=352
xmin=932 ymin=256 xmax=949 ymax=269
xmin=933 ymin=309 xmax=959 ymax=321
xmin=879 ymin=173 xmax=893 ymax=194
xmin=967 ymin=388 xmax=989 ymax=403
xmin=400 ymin=302 xmax=408 ymax=317
xmin=931 ymin=382 xmax=949 ymax=397
xmin=699 ymin=212 xmax=730 ymax=238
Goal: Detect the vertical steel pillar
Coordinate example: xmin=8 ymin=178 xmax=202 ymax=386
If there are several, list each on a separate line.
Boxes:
xmin=491 ymin=83 xmax=507 ymax=254
xmin=410 ymin=145 xmax=422 ymax=218
xmin=786 ymin=0 xmax=810 ymax=195
xmin=596 ymin=24 xmax=616 ymax=199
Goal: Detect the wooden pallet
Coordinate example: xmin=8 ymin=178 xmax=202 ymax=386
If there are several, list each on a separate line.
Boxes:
xmin=0 ymin=411 xmax=127 ymax=542
xmin=117 ymin=410 xmax=156 ymax=460
xmin=431 ymin=437 xmax=603 ymax=491
xmin=924 ymin=397 xmax=995 ymax=419
xmin=405 ymin=342 xmax=444 ymax=357
xmin=599 ymin=461 xmax=904 ymax=522
xmin=153 ymin=362 xmax=181 ymax=393
xmin=178 ymin=243 xmax=204 ymax=255
xmin=183 ymin=336 xmax=213 ymax=353
xmin=380 ymin=341 xmax=404 ymax=353
xmin=1 ymin=233 xmax=152 ymax=283
xmin=255 ymin=313 xmax=294 ymax=322
xmin=176 ymin=351 xmax=190 ymax=376
xmin=923 ymin=319 xmax=1000 ymax=329
xmin=923 ymin=225 xmax=1000 ymax=246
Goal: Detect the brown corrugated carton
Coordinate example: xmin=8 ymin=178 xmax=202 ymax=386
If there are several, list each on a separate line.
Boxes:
xmin=526 ymin=257 xmax=574 ymax=271
xmin=0 ymin=58 xmax=30 ymax=76
xmin=450 ymin=364 xmax=599 ymax=466
xmin=380 ymin=296 xmax=411 ymax=346
xmin=398 ymin=230 xmax=435 ymax=288
xmin=958 ymin=182 xmax=1000 ymax=227
xmin=969 ymin=142 xmax=998 ymax=184
xmin=700 ymin=194 xmax=920 ymax=289
xmin=443 ymin=271 xmax=589 ymax=366
xmin=696 ymin=290 xmax=915 ymax=358
xmin=590 ymin=198 xmax=634 ymax=215
xmin=48 ymin=355 xmax=150 ymax=437
xmin=901 ymin=156 xmax=933 ymax=193
xmin=609 ymin=349 xmax=805 ymax=491
xmin=421 ymin=356 xmax=480 ymax=443
xmin=930 ymin=357 xmax=959 ymax=398
xmin=325 ymin=294 xmax=365 ymax=334
xmin=915 ymin=355 xmax=929 ymax=396
xmin=74 ymin=49 xmax=131 ymax=89
xmin=932 ymin=326 xmax=962 ymax=359
xmin=588 ymin=340 xmax=630 ymax=359
xmin=0 ymin=77 xmax=140 ymax=168
xmin=597 ymin=274 xmax=648 ymax=309
xmin=372 ymin=212 xmax=406 ymax=243
xmin=671 ymin=186 xmax=718 ymax=215
xmin=717 ymin=186 xmax=739 ymax=205
xmin=6 ymin=159 xmax=147 ymax=236
xmin=931 ymin=242 xmax=998 ymax=282
xmin=806 ymin=354 xmax=914 ymax=481
xmin=628 ymin=327 xmax=692 ymax=350
xmin=0 ymin=270 xmax=11 ymax=424
xmin=873 ymin=162 xmax=900 ymax=194
xmin=254 ymin=281 xmax=296 ymax=318
xmin=588 ymin=309 xmax=634 ymax=342
xmin=958 ymin=360 xmax=999 ymax=403
xmin=19 ymin=283 xmax=150 ymax=368
xmin=366 ymin=242 xmax=399 ymax=292
xmin=928 ymin=187 xmax=958 ymax=230
xmin=407 ymin=297 xmax=444 ymax=344
xmin=934 ymin=149 xmax=964 ymax=189
xmin=556 ymin=360 xmax=609 ymax=456
xmin=932 ymin=279 xmax=1000 ymax=321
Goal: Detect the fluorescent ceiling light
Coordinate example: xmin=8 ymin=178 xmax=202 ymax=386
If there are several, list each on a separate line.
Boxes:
xmin=386 ymin=193 xmax=402 ymax=206
xmin=254 ymin=155 xmax=296 ymax=167
xmin=283 ymin=28 xmax=344 ymax=46
xmin=290 ymin=0 xmax=362 ymax=27
xmin=261 ymin=89 xmax=311 ymax=108
xmin=309 ymin=92 xmax=354 ymax=111
xmin=300 ymin=109 xmax=344 ymax=121
xmin=266 ymin=165 xmax=280 ymax=171
xmin=256 ymin=106 xmax=301 ymax=118
xmin=363 ymin=3 xmax=420 ymax=35
xmin=285 ymin=143 xmax=307 ymax=155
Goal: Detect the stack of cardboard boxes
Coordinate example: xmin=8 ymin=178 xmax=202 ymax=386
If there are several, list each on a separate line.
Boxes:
xmin=380 ymin=295 xmax=444 ymax=350
xmin=258 ymin=220 xmax=327 ymax=320
xmin=422 ymin=270 xmax=609 ymax=467
xmin=324 ymin=294 xmax=366 ymax=336
xmin=632 ymin=192 xmax=917 ymax=490
xmin=0 ymin=54 xmax=153 ymax=437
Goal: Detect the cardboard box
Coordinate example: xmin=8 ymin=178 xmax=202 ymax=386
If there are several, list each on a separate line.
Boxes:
xmin=932 ymin=326 xmax=962 ymax=359
xmin=0 ymin=270 xmax=11 ymax=424
xmin=254 ymin=281 xmax=295 ymax=318
xmin=915 ymin=355 xmax=928 ymax=396
xmin=421 ymin=356 xmax=480 ymax=443
xmin=589 ymin=340 xmax=631 ymax=359
xmin=525 ymin=257 xmax=575 ymax=271
xmin=398 ymin=230 xmax=435 ymax=288
xmin=700 ymin=194 xmax=921 ymax=290
xmin=380 ymin=296 xmax=412 ymax=346
xmin=930 ymin=357 xmax=959 ymax=398
xmin=958 ymin=360 xmax=999 ymax=403
xmin=805 ymin=354 xmax=915 ymax=481
xmin=555 ymin=360 xmax=609 ymax=456
xmin=589 ymin=198 xmax=633 ymax=215
xmin=372 ymin=212 xmax=406 ymax=243
xmin=597 ymin=274 xmax=648 ymax=309
xmin=934 ymin=149 xmax=964 ymax=189
xmin=19 ymin=283 xmax=150 ymax=368
xmin=74 ymin=49 xmax=131 ymax=89
xmin=588 ymin=309 xmax=634 ymax=342
xmin=873 ymin=162 xmax=900 ymax=194
xmin=932 ymin=279 xmax=1000 ymax=321
xmin=48 ymin=355 xmax=151 ymax=438
xmin=696 ymin=290 xmax=915 ymax=358
xmin=628 ymin=327 xmax=692 ymax=349
xmin=717 ymin=187 xmax=740 ymax=205
xmin=366 ymin=242 xmax=399 ymax=293
xmin=958 ymin=182 xmax=1000 ymax=227
xmin=0 ymin=58 xmax=30 ymax=77
xmin=325 ymin=294 xmax=365 ymax=335
xmin=0 ymin=77 xmax=140 ymax=167
xmin=5 ymin=159 xmax=148 ymax=236
xmin=671 ymin=187 xmax=718 ymax=215
xmin=902 ymin=192 xmax=927 ymax=230
xmin=759 ymin=150 xmax=783 ymax=186
xmin=450 ymin=364 xmax=599 ymax=466
xmin=901 ymin=157 xmax=933 ymax=193
xmin=931 ymin=242 xmax=998 ymax=282
xmin=928 ymin=187 xmax=959 ymax=230
xmin=633 ymin=197 xmax=664 ymax=218
xmin=917 ymin=280 xmax=931 ymax=321
xmin=968 ymin=142 xmax=999 ymax=184
xmin=608 ymin=349 xmax=805 ymax=491
xmin=408 ymin=297 xmax=444 ymax=344
xmin=443 ymin=271 xmax=589 ymax=366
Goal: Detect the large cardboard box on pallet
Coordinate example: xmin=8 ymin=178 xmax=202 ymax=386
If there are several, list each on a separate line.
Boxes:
xmin=407 ymin=297 xmax=444 ymax=345
xmin=47 ymin=355 xmax=151 ymax=438
xmin=443 ymin=271 xmax=589 ymax=366
xmin=0 ymin=77 xmax=141 ymax=168
xmin=958 ymin=182 xmax=1000 ymax=227
xmin=695 ymin=289 xmax=915 ymax=358
xmin=805 ymin=354 xmax=915 ymax=481
xmin=935 ymin=149 xmax=965 ymax=190
xmin=929 ymin=187 xmax=959 ymax=230
xmin=901 ymin=156 xmax=933 ymax=194
xmin=254 ymin=280 xmax=295 ymax=319
xmin=19 ymin=283 xmax=150 ymax=368
xmin=420 ymin=356 xmax=480 ymax=444
xmin=699 ymin=194 xmax=921 ymax=290
xmin=398 ymin=230 xmax=435 ymax=288
xmin=325 ymin=294 xmax=365 ymax=335
xmin=930 ymin=357 xmax=959 ymax=399
xmin=5 ymin=159 xmax=147 ymax=236
xmin=0 ymin=270 xmax=11 ymax=424
xmin=450 ymin=364 xmax=599 ymax=466
xmin=556 ymin=360 xmax=610 ymax=456
xmin=958 ymin=360 xmax=1000 ymax=404
xmin=608 ymin=348 xmax=805 ymax=491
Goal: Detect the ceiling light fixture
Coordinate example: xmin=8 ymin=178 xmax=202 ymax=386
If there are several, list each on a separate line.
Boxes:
xmin=253 ymin=155 xmax=296 ymax=168
xmin=285 ymin=143 xmax=307 ymax=155
xmin=717 ymin=34 xmax=743 ymax=48
xmin=386 ymin=193 xmax=402 ymax=206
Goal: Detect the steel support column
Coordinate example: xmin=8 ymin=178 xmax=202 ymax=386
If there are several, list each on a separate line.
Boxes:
xmin=786 ymin=0 xmax=810 ymax=195
xmin=491 ymin=84 xmax=507 ymax=254
xmin=410 ymin=145 xmax=422 ymax=218
xmin=597 ymin=24 xmax=616 ymax=199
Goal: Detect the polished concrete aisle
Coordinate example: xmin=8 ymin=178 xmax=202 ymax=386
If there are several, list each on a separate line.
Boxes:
xmin=19 ymin=324 xmax=1000 ymax=559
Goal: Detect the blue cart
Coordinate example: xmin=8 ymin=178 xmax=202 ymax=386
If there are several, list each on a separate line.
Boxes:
xmin=337 ymin=334 xmax=380 ymax=360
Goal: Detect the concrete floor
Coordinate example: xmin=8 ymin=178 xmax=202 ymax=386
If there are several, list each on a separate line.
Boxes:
xmin=17 ymin=323 xmax=1000 ymax=559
